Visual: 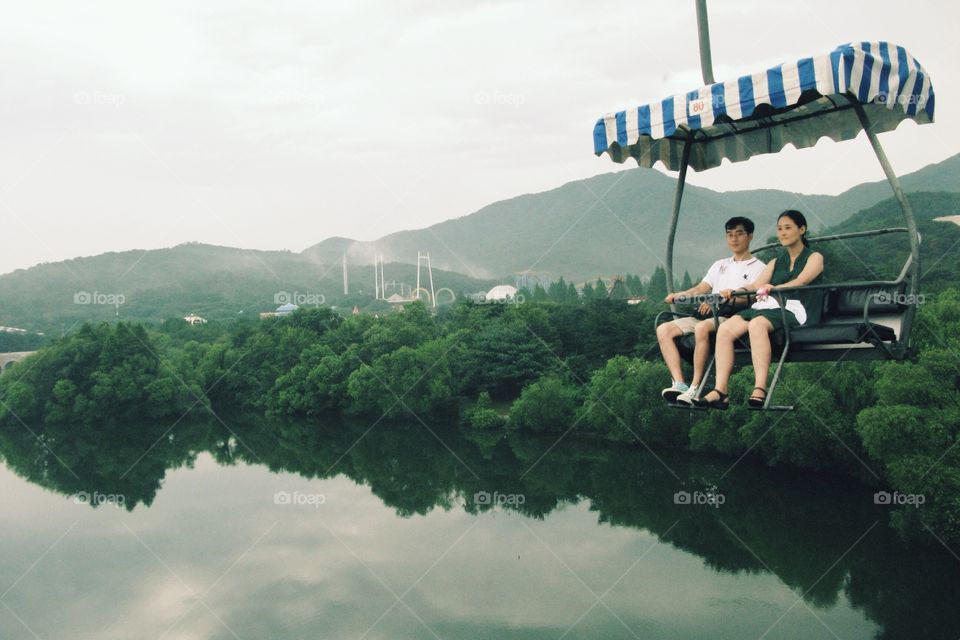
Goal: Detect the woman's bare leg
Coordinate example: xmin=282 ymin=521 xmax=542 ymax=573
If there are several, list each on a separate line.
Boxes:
xmin=709 ymin=316 xmax=749 ymax=397
xmin=748 ymin=316 xmax=775 ymax=391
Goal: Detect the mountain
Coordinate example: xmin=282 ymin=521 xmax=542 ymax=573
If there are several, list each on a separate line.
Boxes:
xmin=0 ymin=243 xmax=495 ymax=333
xmin=814 ymin=191 xmax=960 ymax=291
xmin=302 ymin=153 xmax=960 ymax=283
xmin=2 ymin=154 xmax=957 ymax=333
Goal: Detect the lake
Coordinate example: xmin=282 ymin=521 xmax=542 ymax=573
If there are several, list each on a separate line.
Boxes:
xmin=0 ymin=419 xmax=957 ymax=639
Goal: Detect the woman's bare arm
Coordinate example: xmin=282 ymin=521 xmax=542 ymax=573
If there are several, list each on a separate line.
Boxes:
xmin=771 ymin=252 xmax=823 ymax=289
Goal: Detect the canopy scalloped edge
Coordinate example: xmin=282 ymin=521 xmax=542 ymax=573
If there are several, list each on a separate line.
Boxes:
xmin=593 ymin=42 xmax=934 ymax=172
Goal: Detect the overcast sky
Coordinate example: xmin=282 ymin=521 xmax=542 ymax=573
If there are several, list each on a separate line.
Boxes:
xmin=1 ymin=0 xmax=957 ymax=275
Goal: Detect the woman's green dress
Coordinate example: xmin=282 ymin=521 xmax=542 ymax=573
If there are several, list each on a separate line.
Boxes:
xmin=737 ymin=245 xmax=823 ymax=329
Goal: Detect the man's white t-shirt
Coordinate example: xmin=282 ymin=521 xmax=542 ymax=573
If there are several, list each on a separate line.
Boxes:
xmin=702 ymin=256 xmax=766 ymax=293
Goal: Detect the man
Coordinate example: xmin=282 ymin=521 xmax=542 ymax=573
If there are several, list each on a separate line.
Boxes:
xmin=656 ymin=216 xmax=765 ymax=405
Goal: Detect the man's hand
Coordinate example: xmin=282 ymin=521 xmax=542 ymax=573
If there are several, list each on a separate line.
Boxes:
xmin=718 ymin=288 xmax=733 ymax=302
xmin=697 ymin=302 xmax=712 ymax=317
xmin=664 ymin=292 xmax=676 ymax=304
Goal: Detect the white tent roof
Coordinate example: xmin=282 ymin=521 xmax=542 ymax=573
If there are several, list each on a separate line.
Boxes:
xmin=485 ymin=285 xmax=518 ymax=300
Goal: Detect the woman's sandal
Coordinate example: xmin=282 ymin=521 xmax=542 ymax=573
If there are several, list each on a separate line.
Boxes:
xmin=695 ymin=388 xmax=729 ymax=410
xmin=748 ymin=387 xmax=767 ymax=408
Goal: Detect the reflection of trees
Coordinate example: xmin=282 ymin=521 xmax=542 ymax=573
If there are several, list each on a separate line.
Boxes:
xmin=0 ymin=420 xmax=221 ymax=510
xmin=3 ymin=417 xmax=958 ymax=637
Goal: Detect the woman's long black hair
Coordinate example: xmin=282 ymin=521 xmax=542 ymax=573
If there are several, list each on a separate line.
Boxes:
xmin=778 ymin=209 xmax=810 ymax=247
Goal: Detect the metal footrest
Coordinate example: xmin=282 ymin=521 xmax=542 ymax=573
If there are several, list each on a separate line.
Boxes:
xmin=748 ymin=404 xmax=795 ymax=411
xmin=667 ymin=403 xmax=709 ymax=411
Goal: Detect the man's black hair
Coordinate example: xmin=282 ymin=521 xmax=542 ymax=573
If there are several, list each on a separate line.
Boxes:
xmin=725 ymin=216 xmax=755 ymax=235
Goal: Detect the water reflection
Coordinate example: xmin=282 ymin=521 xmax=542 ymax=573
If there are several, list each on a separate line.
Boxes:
xmin=0 ymin=418 xmax=957 ymax=639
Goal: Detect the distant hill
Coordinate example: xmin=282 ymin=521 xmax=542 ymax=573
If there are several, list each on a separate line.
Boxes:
xmin=0 ymin=243 xmax=495 ymax=333
xmin=303 ymin=153 xmax=960 ymax=283
xmin=811 ymin=191 xmax=960 ymax=291
xmin=2 ymin=154 xmax=957 ymax=333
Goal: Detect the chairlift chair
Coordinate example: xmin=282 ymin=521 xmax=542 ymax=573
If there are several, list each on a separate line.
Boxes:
xmin=593 ymin=0 xmax=935 ymax=409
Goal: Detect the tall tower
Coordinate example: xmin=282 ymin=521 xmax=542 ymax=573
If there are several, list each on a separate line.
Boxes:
xmin=380 ymin=255 xmax=386 ymax=301
xmin=415 ymin=252 xmax=436 ymax=308
xmin=373 ymin=255 xmax=386 ymax=300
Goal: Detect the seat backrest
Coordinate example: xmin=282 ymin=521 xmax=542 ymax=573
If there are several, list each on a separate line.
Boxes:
xmin=825 ymin=283 xmax=907 ymax=319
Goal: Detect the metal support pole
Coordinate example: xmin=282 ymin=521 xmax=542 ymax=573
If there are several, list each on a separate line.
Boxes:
xmin=666 ymin=138 xmax=693 ymax=313
xmin=380 ymin=255 xmax=386 ymax=300
xmin=695 ymin=0 xmax=715 ymax=85
xmin=416 ymin=251 xmax=421 ymax=301
xmin=427 ymin=253 xmax=436 ymax=308
xmin=854 ymin=104 xmax=921 ymax=352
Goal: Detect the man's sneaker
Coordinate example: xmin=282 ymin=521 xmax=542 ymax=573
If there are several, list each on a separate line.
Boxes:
xmin=676 ymin=385 xmax=700 ymax=406
xmin=661 ymin=381 xmax=689 ymax=404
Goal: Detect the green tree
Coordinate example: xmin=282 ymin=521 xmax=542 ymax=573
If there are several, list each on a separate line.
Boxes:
xmin=347 ymin=337 xmax=460 ymax=419
xmin=647 ymin=266 xmax=668 ymax=302
xmin=461 ymin=317 xmax=554 ymax=398
xmin=579 ymin=357 xmax=682 ymax=445
xmin=508 ymin=375 xmax=582 ymax=432
xmin=464 ymin=391 xmax=506 ymax=430
xmin=532 ymin=283 xmax=549 ymax=302
xmin=593 ymin=278 xmax=608 ymax=299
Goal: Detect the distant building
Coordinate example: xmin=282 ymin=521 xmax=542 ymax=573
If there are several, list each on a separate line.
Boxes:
xmin=607 ymin=277 xmax=646 ymax=305
xmin=485 ymin=285 xmax=519 ymax=301
xmin=183 ymin=314 xmax=207 ymax=325
xmin=259 ymin=303 xmax=300 ymax=319
xmin=351 ymin=305 xmax=361 ymax=315
xmin=0 ymin=326 xmax=28 ymax=334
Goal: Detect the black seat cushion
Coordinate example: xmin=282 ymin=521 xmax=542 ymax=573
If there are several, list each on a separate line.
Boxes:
xmin=828 ymin=285 xmax=906 ymax=317
xmin=787 ymin=322 xmax=896 ymax=345
xmin=673 ymin=321 xmax=895 ymax=361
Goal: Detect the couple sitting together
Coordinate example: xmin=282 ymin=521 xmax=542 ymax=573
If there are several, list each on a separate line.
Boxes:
xmin=656 ymin=210 xmax=824 ymax=409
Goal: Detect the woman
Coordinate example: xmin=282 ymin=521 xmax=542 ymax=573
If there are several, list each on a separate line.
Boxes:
xmin=697 ymin=210 xmax=824 ymax=409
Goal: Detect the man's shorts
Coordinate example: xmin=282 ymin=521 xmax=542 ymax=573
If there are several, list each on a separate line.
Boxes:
xmin=671 ymin=315 xmax=727 ymax=334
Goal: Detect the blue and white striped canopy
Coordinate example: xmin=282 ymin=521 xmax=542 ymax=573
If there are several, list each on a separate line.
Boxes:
xmin=594 ymin=42 xmax=935 ymax=171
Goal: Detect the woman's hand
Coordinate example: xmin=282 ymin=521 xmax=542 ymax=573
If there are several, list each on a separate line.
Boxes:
xmin=756 ymin=285 xmax=774 ymax=301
